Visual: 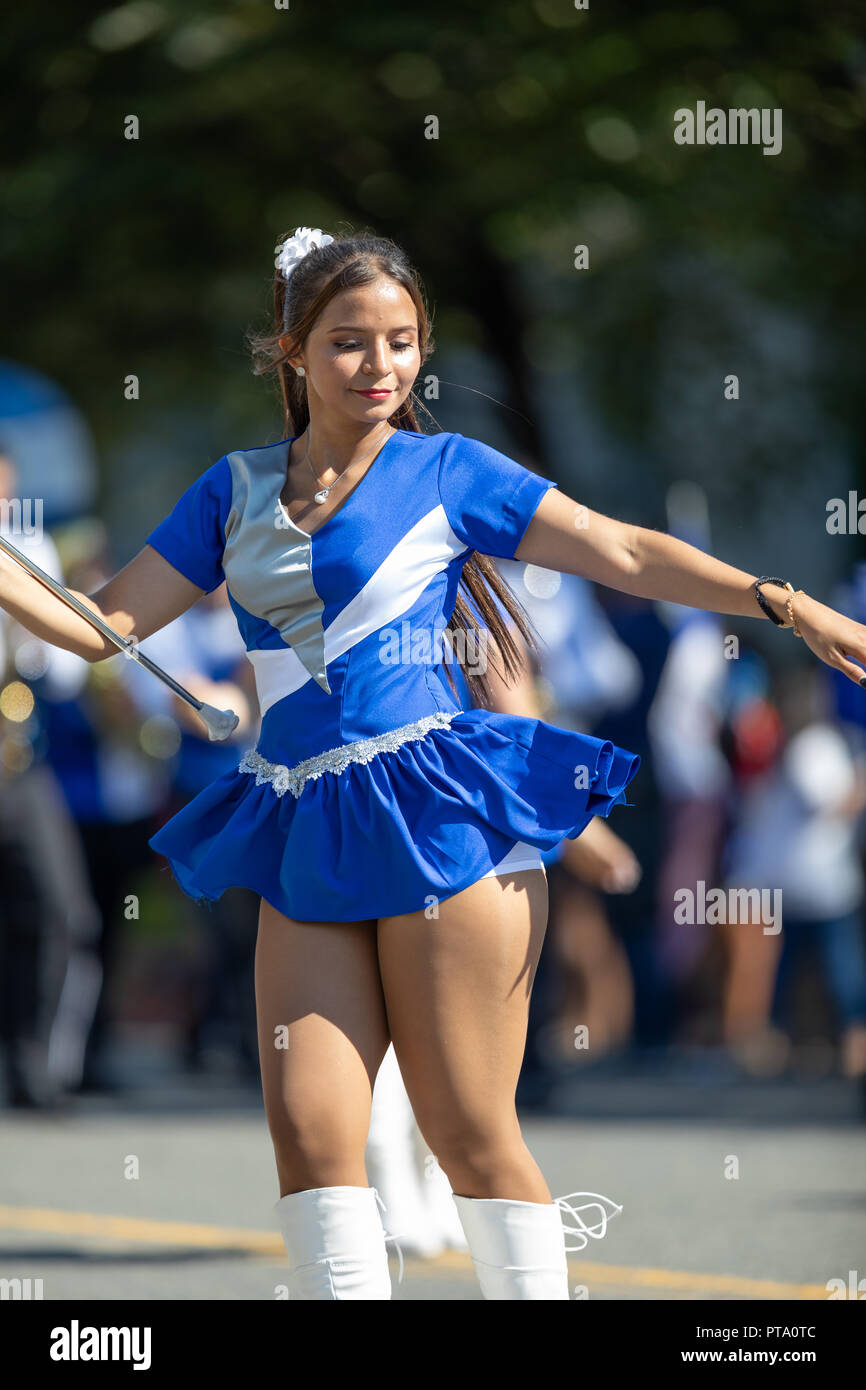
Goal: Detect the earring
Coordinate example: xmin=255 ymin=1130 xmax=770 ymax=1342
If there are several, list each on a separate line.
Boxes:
xmin=295 ymin=367 xmax=305 ymax=377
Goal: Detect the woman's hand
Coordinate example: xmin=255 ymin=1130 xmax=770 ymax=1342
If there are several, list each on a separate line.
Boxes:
xmin=561 ymin=818 xmax=642 ymax=893
xmin=794 ymin=593 xmax=866 ymax=686
xmin=171 ymin=673 xmax=252 ymax=738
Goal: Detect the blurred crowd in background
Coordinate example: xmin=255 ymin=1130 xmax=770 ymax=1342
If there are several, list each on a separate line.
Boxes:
xmin=2 ymin=362 xmax=866 ymax=1117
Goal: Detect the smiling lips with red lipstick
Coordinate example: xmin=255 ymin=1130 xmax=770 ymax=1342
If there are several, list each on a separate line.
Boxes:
xmin=353 ymin=388 xmax=393 ymax=399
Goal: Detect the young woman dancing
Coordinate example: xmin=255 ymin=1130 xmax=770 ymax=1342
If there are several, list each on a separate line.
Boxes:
xmin=3 ymin=227 xmax=864 ymax=1301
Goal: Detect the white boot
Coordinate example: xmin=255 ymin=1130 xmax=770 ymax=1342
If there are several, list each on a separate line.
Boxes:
xmin=274 ymin=1185 xmax=392 ymax=1300
xmin=417 ymin=1149 xmax=468 ymax=1251
xmin=366 ymin=1044 xmax=444 ymax=1258
xmin=452 ymin=1194 xmax=570 ymax=1300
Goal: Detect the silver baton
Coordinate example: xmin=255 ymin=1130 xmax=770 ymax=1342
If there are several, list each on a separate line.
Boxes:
xmin=0 ymin=532 xmax=239 ymax=742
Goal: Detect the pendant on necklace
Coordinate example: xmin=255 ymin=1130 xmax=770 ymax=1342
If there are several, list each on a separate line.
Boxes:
xmin=314 ymin=487 xmax=331 ymax=503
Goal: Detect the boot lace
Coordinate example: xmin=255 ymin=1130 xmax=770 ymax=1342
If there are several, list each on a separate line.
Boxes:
xmin=553 ymin=1191 xmax=623 ymax=1252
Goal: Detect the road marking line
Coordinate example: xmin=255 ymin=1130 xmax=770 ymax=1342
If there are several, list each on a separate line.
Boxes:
xmin=0 ymin=1206 xmax=829 ymax=1299
xmin=0 ymin=1206 xmax=279 ymax=1255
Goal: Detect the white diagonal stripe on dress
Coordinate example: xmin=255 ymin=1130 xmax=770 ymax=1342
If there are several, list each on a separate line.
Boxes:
xmin=247 ymin=505 xmax=470 ymax=716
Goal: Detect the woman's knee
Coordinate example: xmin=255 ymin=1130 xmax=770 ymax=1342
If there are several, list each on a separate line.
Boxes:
xmin=265 ymin=1094 xmax=368 ymax=1184
xmin=424 ymin=1119 xmax=528 ymax=1190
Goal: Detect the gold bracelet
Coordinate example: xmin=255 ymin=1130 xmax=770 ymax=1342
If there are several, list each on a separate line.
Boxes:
xmin=782 ymin=583 xmax=804 ymax=637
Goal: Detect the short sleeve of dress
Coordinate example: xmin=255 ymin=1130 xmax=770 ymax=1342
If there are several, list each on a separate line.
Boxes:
xmin=437 ymin=432 xmax=558 ymax=559
xmin=144 ymin=456 xmax=230 ymax=594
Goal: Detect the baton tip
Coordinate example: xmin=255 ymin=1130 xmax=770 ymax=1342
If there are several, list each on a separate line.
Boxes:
xmin=199 ymin=704 xmax=240 ymax=741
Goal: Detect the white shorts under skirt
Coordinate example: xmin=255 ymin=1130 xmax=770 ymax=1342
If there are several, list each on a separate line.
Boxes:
xmin=480 ymin=838 xmax=547 ymax=880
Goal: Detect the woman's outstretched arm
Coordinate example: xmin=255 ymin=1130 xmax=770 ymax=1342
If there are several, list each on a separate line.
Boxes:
xmin=0 ymin=544 xmax=208 ymax=662
xmin=515 ymin=489 xmax=866 ymax=687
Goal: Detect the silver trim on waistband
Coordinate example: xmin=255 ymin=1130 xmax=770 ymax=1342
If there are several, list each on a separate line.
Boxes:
xmin=238 ymin=710 xmax=457 ymax=799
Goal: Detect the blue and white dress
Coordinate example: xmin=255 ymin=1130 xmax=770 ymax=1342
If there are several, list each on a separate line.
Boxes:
xmin=145 ymin=429 xmax=641 ymax=921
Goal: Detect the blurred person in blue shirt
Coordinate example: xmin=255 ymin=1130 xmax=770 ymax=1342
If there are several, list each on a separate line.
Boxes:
xmin=448 ymin=559 xmax=650 ymax=1088
xmin=0 ymin=447 xmax=102 ymax=1106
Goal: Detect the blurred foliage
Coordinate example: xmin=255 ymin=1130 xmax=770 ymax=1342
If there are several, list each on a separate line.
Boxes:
xmin=2 ymin=0 xmax=864 ymax=499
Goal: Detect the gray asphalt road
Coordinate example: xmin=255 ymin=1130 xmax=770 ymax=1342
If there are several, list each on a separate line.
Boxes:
xmin=1 ymin=1061 xmax=863 ymax=1301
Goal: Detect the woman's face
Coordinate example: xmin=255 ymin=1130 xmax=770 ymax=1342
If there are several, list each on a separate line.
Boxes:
xmin=285 ymin=276 xmax=421 ymax=427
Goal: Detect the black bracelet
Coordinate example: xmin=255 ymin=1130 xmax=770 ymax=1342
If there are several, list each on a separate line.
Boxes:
xmin=754 ymin=576 xmax=792 ymax=626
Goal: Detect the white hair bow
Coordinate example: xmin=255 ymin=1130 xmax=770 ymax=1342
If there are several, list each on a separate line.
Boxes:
xmin=274 ymin=226 xmax=335 ymax=281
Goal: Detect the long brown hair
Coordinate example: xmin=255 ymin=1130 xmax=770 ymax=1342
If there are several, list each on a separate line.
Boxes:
xmin=247 ymin=224 xmax=543 ymax=708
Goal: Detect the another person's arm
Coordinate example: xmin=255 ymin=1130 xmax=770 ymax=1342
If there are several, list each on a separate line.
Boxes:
xmin=483 ymin=619 xmax=641 ymax=893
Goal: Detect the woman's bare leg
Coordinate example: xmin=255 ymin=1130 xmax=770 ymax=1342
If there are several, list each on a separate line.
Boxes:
xmin=255 ymin=898 xmax=391 ymax=1197
xmin=376 ymin=868 xmax=551 ymax=1202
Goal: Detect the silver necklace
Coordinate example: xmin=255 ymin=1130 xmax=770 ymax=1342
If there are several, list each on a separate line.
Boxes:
xmin=303 ymin=424 xmax=394 ymax=504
